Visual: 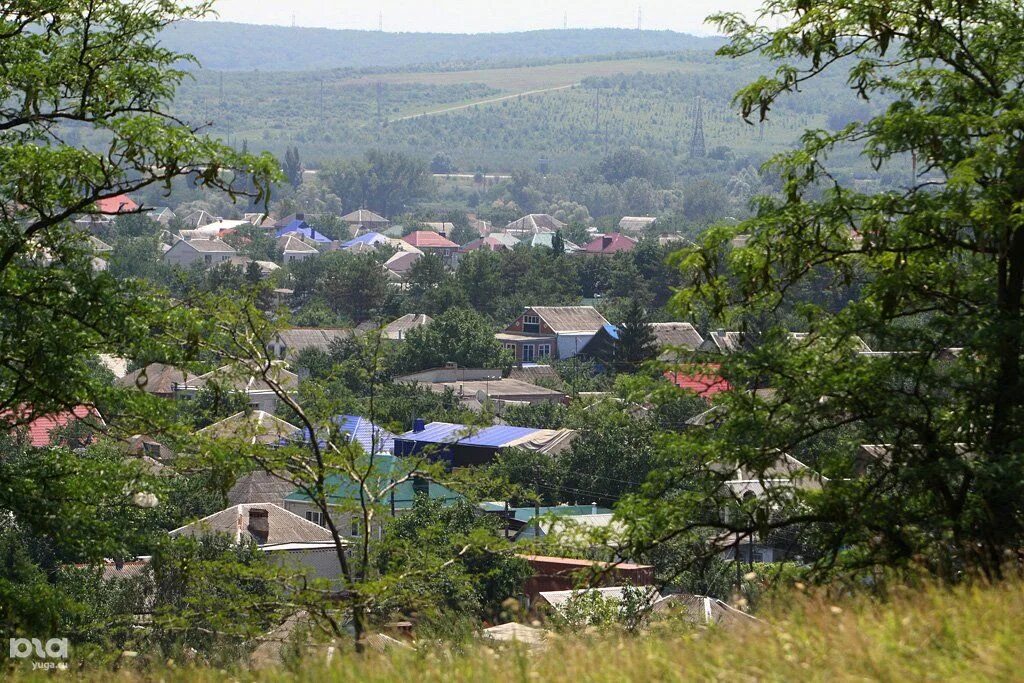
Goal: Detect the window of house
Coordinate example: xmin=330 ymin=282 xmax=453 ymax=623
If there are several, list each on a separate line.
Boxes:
xmin=522 ymin=344 xmax=535 ymax=362
xmin=412 ymin=477 xmax=429 ymax=498
xmin=143 ymin=442 xmax=161 ymax=458
xmin=204 ymin=254 xmax=212 ymax=264
xmin=305 ymin=510 xmax=324 ymax=526
xmin=538 ymin=344 xmax=551 ymax=358
xmin=350 ymin=520 xmax=361 ymax=536
xmin=523 ymin=314 xmax=540 ymax=334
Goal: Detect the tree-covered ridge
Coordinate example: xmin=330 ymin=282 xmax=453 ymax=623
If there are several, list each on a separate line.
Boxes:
xmin=159 ymin=22 xmax=726 ymax=71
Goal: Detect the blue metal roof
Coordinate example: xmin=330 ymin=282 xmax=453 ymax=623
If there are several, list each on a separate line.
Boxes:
xmin=342 ymin=232 xmax=387 ymax=248
xmin=294 ymin=415 xmax=395 ymax=455
xmin=396 ymin=422 xmax=542 ymax=448
xmin=275 ymin=220 xmax=332 ymax=243
xmin=603 ymin=324 xmax=620 ymax=340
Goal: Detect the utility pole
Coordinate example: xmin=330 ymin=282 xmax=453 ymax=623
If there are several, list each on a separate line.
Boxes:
xmin=563 ymin=11 xmax=567 ymax=30
xmin=689 ymin=96 xmax=706 ymax=158
xmin=219 ymin=72 xmax=224 ymax=101
xmin=379 ymin=11 xmax=383 ymax=32
xmin=637 ymin=5 xmax=642 ymax=31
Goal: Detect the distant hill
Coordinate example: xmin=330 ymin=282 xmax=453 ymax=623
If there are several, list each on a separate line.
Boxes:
xmin=159 ymin=21 xmax=725 ymax=71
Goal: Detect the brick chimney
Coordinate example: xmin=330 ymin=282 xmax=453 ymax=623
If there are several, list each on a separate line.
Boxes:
xmin=248 ymin=507 xmax=270 ymax=544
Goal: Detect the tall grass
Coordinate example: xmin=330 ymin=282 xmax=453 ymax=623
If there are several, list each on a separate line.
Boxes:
xmin=13 ymin=578 xmax=1024 ymax=682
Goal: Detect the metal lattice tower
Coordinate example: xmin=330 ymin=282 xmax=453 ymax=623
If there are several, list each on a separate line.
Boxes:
xmin=689 ymin=97 xmax=706 ymax=158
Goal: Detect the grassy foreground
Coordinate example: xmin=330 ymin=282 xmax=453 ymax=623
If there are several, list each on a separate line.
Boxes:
xmin=15 ymin=578 xmax=1024 ymax=682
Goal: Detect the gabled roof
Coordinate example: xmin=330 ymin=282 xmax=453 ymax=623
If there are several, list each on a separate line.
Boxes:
xmin=651 ymin=323 xmax=704 ymax=354
xmin=342 ymin=232 xmax=389 ymax=248
xmin=94 ymin=194 xmax=138 ymax=215
xmin=539 ymin=586 xmax=661 ymax=612
xmin=618 ymin=216 xmax=657 ymax=232
xmin=333 ymin=415 xmax=397 ymax=455
xmin=527 ymin=233 xmax=581 ymax=251
xmin=396 ymin=422 xmax=543 ymax=448
xmin=187 ymin=364 xmax=299 ymax=394
xmin=89 ymin=236 xmax=113 ymax=253
xmin=665 ymin=364 xmax=730 ymax=398
xmin=506 ymin=214 xmax=564 ymax=234
xmin=460 ymin=235 xmax=518 ymax=252
xmin=274 ymin=328 xmax=349 ymax=355
xmin=382 ymin=313 xmax=432 ymax=340
xmin=197 ymin=410 xmax=300 ymax=444
xmin=384 ymin=250 xmax=421 ymax=275
xmin=341 ymin=209 xmax=388 ymax=224
xmin=423 ymin=222 xmax=455 ymax=233
xmin=275 ymin=221 xmax=331 ymax=243
xmin=116 ymin=363 xmax=198 ymax=395
xmin=14 ymin=406 xmax=103 ymax=448
xmin=583 ymin=233 xmax=637 ymax=254
xmin=170 ymin=503 xmax=333 ymax=545
xmin=402 ymin=231 xmax=459 ymax=249
xmin=277 ymin=234 xmax=319 ymax=254
xmin=179 ymin=238 xmax=236 ymax=253
xmin=702 ymin=330 xmax=744 ymax=354
xmin=530 ymin=306 xmax=610 ymax=334
xmin=227 ymin=471 xmax=298 ymax=507
xmin=284 ymin=454 xmax=463 ymax=509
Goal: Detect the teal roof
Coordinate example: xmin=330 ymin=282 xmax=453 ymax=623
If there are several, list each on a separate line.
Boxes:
xmin=283 ymin=454 xmax=463 ymax=509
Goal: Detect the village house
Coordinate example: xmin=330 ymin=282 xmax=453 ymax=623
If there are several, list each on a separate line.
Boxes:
xmin=197 ymin=410 xmax=300 ymax=445
xmin=277 ymin=234 xmax=319 ymax=263
xmin=162 ymin=237 xmax=236 ymax=268
xmin=401 ymin=231 xmax=460 ymax=261
xmin=395 ymin=366 xmax=568 ymax=411
xmin=383 ymin=250 xmax=421 ymax=280
xmin=170 ymin=503 xmax=346 ymax=582
xmin=173 ymin=364 xmax=299 ymax=412
xmin=459 ymin=234 xmax=519 ymax=253
xmin=393 ymin=419 xmax=575 ymax=467
xmin=116 ymin=363 xmax=198 ymax=398
xmin=282 ymin=453 xmax=463 ymax=537
xmin=267 ymin=328 xmax=350 ymax=360
xmin=618 ymin=216 xmax=657 ymax=234
xmin=582 ymin=233 xmax=638 ymax=255
xmin=497 ymin=306 xmax=610 ymax=363
xmin=505 ymin=213 xmax=564 ymax=236
xmin=341 ymin=208 xmax=390 ymax=231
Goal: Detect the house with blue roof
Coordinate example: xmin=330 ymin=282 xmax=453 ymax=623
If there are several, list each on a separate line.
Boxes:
xmin=341 ymin=232 xmax=389 ymax=249
xmin=393 ymin=420 xmax=548 ymax=467
xmin=281 ymin=453 xmax=464 ymax=537
xmin=575 ymin=324 xmax=620 ymax=371
xmin=275 ymin=219 xmax=332 ymax=244
xmin=294 ymin=415 xmax=397 ymax=456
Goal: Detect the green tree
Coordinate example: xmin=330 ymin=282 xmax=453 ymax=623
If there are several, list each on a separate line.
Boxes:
xmin=615 ymin=299 xmax=658 ymax=373
xmin=398 ymin=308 xmax=511 ymax=372
xmin=283 ymin=146 xmax=304 ymax=188
xmin=321 ymin=150 xmax=431 ymax=218
xmin=625 ymin=0 xmax=1024 ymax=582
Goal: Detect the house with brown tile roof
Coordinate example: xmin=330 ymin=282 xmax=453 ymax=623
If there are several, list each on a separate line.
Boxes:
xmin=583 ymin=233 xmax=637 ymax=255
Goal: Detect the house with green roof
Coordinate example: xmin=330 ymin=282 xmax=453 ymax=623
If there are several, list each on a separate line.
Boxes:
xmin=282 ymin=454 xmax=464 ymax=538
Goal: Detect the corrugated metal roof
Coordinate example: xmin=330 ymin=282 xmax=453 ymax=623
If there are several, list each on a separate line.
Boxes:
xmin=396 ymin=422 xmax=541 ymax=448
xmin=334 ymin=415 xmax=396 ymax=454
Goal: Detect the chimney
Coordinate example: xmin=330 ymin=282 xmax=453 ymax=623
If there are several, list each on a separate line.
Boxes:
xmin=413 ymin=418 xmax=426 ymax=433
xmin=296 ymin=212 xmax=305 ymax=221
xmin=248 ymin=507 xmax=270 ymax=544
xmin=591 ymin=502 xmax=598 ymax=515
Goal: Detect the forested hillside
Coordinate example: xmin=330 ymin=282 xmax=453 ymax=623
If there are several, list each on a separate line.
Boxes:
xmin=160 ymin=21 xmax=725 ymax=71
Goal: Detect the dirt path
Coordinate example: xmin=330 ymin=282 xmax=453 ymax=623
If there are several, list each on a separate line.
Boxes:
xmin=391 ymin=83 xmax=579 ymax=122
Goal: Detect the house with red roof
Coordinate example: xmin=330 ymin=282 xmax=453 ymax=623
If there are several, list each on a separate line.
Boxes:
xmin=95 ymin=194 xmax=139 ymax=215
xmin=8 ymin=406 xmax=105 ymax=447
xmin=583 ymin=233 xmax=638 ymax=255
xmin=402 ymin=230 xmax=459 ymax=262
xmin=665 ymin=364 xmax=730 ymax=399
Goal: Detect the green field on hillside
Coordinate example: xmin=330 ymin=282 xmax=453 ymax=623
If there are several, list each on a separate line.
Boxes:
xmin=166 ymin=53 xmax=871 ymax=176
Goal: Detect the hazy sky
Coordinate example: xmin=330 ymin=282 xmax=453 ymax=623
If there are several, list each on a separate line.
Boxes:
xmin=205 ymin=0 xmax=764 ymax=35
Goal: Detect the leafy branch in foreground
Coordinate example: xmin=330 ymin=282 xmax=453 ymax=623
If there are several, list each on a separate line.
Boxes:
xmin=622 ymin=0 xmax=1024 ymax=582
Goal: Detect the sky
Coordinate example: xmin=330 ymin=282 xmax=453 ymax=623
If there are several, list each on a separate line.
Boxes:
xmin=204 ymin=0 xmax=764 ymax=35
